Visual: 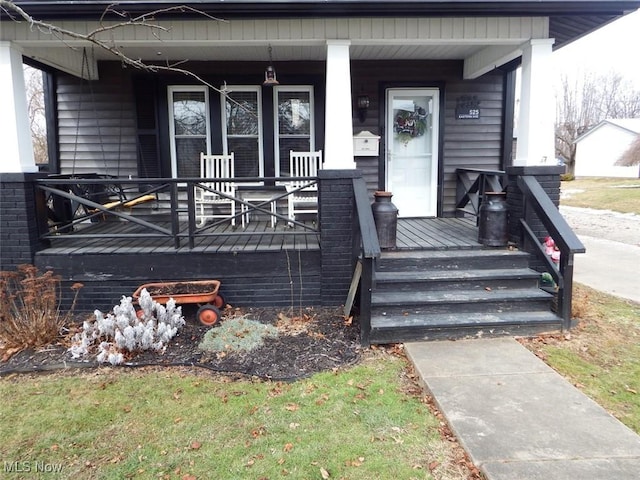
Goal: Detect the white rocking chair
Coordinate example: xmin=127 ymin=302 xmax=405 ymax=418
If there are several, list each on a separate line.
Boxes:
xmin=195 ymin=153 xmax=237 ymax=227
xmin=286 ymin=150 xmax=322 ymax=224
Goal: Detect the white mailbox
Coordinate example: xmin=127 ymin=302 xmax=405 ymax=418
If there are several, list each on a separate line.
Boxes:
xmin=353 ymin=131 xmax=380 ymax=157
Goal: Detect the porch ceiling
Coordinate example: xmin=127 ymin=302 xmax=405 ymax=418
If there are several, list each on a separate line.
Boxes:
xmin=23 ymin=42 xmax=488 ymax=64
xmin=5 ymin=10 xmax=635 ymax=77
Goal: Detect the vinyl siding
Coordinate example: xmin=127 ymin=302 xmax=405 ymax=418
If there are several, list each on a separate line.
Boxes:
xmin=57 ymin=63 xmax=138 ymax=177
xmin=351 ymin=60 xmax=505 ymax=215
xmin=53 ymin=59 xmax=505 ymax=215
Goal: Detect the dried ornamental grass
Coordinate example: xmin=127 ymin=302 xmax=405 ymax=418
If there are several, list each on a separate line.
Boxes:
xmin=0 ymin=264 xmax=82 ymax=360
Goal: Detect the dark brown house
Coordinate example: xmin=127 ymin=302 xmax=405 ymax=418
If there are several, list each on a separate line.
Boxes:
xmin=2 ymin=0 xmax=637 ymax=343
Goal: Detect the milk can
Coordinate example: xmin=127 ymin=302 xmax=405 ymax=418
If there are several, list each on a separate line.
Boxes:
xmin=478 ymin=192 xmax=508 ymax=247
xmin=371 ymin=191 xmax=398 ymax=249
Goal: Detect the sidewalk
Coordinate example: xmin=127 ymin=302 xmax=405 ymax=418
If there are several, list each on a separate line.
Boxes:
xmin=573 ymin=235 xmax=640 ymax=303
xmin=405 ymin=338 xmax=640 ymax=480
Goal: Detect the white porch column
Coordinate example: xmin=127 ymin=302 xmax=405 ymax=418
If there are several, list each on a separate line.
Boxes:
xmin=0 ymin=42 xmax=37 ymax=173
xmin=515 ymin=39 xmax=556 ymax=166
xmin=324 ymin=40 xmax=356 ymax=169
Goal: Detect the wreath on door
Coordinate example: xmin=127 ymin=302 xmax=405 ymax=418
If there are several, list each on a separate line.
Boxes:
xmin=394 ymin=106 xmax=427 ymax=145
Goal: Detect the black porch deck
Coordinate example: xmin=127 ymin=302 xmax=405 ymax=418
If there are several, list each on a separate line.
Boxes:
xmin=40 ymin=217 xmax=479 ymax=255
xmin=396 ymin=217 xmax=479 ymax=250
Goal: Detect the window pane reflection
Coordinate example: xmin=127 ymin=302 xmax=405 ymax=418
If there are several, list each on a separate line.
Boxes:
xmin=278 ymin=92 xmax=310 ymax=135
xmin=173 ymin=92 xmax=206 ymax=136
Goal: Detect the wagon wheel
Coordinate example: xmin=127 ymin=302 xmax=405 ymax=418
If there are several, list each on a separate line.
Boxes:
xmin=197 ymin=304 xmax=221 ymax=326
xmin=213 ymin=292 xmax=226 ymax=309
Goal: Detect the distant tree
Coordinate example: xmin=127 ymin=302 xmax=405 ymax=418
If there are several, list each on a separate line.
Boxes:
xmin=616 ymin=135 xmax=640 ymax=167
xmin=555 ymin=71 xmax=640 ymax=175
xmin=23 ymin=65 xmax=48 ymax=165
xmin=2 ymin=0 xmax=255 ymax=165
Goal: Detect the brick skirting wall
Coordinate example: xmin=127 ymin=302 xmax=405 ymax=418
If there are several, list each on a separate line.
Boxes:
xmin=0 ymin=173 xmax=49 ymax=271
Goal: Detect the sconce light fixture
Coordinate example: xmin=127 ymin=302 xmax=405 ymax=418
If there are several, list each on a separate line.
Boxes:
xmin=263 ymin=45 xmax=279 ymax=86
xmin=357 ymin=94 xmax=370 ymax=122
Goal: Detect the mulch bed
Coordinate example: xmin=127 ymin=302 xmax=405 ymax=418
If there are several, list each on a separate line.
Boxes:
xmin=0 ymin=306 xmax=361 ymax=381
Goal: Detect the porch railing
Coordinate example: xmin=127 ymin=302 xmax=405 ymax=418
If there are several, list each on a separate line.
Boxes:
xmin=517 ymin=175 xmax=585 ymax=329
xmin=36 ymin=175 xmax=319 ymax=250
xmin=349 ymin=176 xmax=381 ymax=346
xmin=456 ymin=168 xmax=506 ymax=218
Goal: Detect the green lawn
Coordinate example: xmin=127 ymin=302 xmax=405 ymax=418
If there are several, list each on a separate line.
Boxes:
xmin=534 ymin=177 xmax=640 ymax=432
xmin=522 ymin=284 xmax=640 ymax=434
xmin=561 ymin=177 xmax=640 ymax=215
xmin=0 ymin=353 xmax=471 ymax=480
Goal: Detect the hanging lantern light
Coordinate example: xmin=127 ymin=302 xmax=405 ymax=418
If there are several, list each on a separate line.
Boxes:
xmin=263 ymin=45 xmax=279 ymax=86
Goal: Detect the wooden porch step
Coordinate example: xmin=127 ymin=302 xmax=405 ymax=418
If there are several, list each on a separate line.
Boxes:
xmin=369 ymin=311 xmax=563 ymax=343
xmin=377 ymin=248 xmax=531 ymax=271
xmin=371 ymin=288 xmax=554 ymax=315
xmin=366 ymin=247 xmax=562 ymax=344
xmin=375 ymin=268 xmax=541 ymax=291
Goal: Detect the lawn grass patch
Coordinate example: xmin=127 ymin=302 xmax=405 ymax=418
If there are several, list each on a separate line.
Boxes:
xmin=561 ymin=177 xmax=640 ymax=214
xmin=0 ymin=352 xmax=472 ymax=479
xmin=523 ymin=283 xmax=640 ymax=433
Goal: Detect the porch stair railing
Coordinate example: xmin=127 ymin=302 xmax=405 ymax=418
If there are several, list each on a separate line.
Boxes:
xmin=516 ymin=175 xmax=586 ymax=330
xmin=349 ymin=176 xmax=381 ymax=346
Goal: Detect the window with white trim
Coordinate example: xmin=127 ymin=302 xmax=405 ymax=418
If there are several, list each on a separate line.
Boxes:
xmin=168 ymin=86 xmax=210 ymax=178
xmin=222 ymin=86 xmax=263 ymax=178
xmin=274 ymin=86 xmax=314 ymax=176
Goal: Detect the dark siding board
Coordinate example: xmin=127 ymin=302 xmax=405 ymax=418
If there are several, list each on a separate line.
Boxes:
xmin=351 ymin=61 xmax=505 ymax=216
xmin=56 ymin=62 xmax=138 ymax=177
xmin=441 ymin=71 xmax=505 ymax=214
xmin=354 ymin=156 xmax=379 ymax=198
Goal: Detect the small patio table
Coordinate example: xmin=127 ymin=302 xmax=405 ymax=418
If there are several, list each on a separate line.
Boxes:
xmin=237 ymin=185 xmax=287 ymax=228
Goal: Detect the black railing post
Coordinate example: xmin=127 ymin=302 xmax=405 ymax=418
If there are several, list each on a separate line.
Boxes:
xmin=359 ymin=257 xmax=374 ymax=346
xmin=169 ymin=182 xmax=181 ymax=249
xmin=558 ymin=252 xmax=576 ymax=330
xmin=187 ymin=182 xmax=196 ymax=249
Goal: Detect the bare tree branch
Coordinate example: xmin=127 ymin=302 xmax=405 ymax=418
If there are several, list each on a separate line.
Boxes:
xmin=0 ymin=0 xmax=254 ymax=116
xmin=555 ymin=71 xmax=640 ymax=175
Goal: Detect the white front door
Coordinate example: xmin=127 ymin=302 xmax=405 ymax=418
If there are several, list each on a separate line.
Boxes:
xmin=386 ymin=88 xmax=439 ymax=217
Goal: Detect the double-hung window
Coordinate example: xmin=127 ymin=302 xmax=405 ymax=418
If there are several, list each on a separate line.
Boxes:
xmin=221 ymin=86 xmax=263 ymax=179
xmin=167 ymin=84 xmax=314 ymax=179
xmin=274 ymin=86 xmax=314 ymax=176
xmin=168 ymin=86 xmax=210 ymax=178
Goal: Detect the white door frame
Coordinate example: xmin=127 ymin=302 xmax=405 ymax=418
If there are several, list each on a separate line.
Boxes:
xmin=385 ymin=87 xmax=440 ymax=218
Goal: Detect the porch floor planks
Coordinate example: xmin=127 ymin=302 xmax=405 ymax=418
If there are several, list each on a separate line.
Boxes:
xmin=39 ymin=218 xmax=478 ymax=256
xmin=396 ymin=217 xmax=478 ymax=250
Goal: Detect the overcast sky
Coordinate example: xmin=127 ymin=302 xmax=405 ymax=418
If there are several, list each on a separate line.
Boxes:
xmin=552 ymin=9 xmax=640 ymax=87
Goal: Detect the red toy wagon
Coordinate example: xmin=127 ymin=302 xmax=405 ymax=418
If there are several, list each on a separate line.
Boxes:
xmin=133 ymin=280 xmax=225 ymax=326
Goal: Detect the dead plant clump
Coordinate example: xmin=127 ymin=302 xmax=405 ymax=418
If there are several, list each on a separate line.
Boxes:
xmin=0 ymin=264 xmax=82 ymax=361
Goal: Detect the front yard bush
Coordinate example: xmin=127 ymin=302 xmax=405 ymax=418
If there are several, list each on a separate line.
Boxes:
xmin=0 ymin=264 xmax=81 ymax=360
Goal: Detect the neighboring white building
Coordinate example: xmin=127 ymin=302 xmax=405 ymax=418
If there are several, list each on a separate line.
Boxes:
xmin=574 ymin=119 xmax=640 ymax=178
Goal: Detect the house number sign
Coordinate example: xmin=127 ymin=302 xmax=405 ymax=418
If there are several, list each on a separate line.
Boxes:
xmin=455 ymin=95 xmax=481 ymax=120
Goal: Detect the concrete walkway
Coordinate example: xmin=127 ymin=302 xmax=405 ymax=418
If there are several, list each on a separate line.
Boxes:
xmin=405 ymin=338 xmax=640 ymax=480
xmin=573 ymin=235 xmax=640 ymax=303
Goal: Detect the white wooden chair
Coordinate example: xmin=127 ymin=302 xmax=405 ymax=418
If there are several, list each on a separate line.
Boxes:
xmin=195 ymin=153 xmax=237 ymax=227
xmin=286 ymin=150 xmax=322 ymax=224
